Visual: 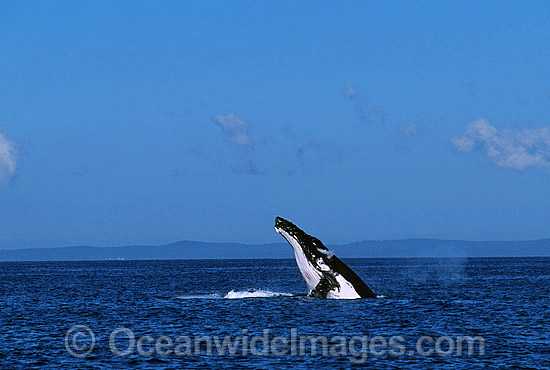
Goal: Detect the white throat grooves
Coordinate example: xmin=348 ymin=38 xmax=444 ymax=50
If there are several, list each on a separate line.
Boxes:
xmin=276 ymin=228 xmax=321 ymax=290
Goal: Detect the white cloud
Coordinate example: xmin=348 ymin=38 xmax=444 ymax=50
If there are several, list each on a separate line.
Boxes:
xmin=395 ymin=123 xmax=419 ymax=151
xmin=213 ymin=113 xmax=252 ymax=147
xmin=343 ymin=83 xmax=357 ymax=98
xmin=212 ymin=113 xmax=260 ymax=174
xmin=0 ymin=130 xmax=17 ymax=182
xmin=343 ymin=83 xmax=385 ymax=126
xmin=401 ymin=123 xmax=418 ymax=137
xmin=452 ymin=119 xmax=550 ymax=171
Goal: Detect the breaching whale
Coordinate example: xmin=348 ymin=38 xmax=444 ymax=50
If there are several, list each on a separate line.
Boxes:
xmin=275 ymin=217 xmax=376 ymax=299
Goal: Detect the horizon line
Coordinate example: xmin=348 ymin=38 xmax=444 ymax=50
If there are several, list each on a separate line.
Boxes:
xmin=2 ymin=236 xmax=550 ymax=252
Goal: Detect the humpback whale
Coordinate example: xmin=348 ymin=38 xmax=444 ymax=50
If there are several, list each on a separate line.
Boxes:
xmin=275 ymin=217 xmax=376 ymax=299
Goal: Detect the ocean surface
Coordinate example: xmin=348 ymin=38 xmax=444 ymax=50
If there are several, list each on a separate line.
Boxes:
xmin=1 ymin=258 xmax=548 ymax=369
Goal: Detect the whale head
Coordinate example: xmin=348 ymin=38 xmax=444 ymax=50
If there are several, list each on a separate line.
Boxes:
xmin=274 ymin=217 xmax=334 ymax=290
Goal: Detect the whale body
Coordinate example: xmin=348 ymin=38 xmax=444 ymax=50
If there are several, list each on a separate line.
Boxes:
xmin=275 ymin=217 xmax=376 ymax=299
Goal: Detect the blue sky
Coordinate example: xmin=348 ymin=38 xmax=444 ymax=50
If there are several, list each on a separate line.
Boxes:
xmin=1 ymin=1 xmax=550 ymax=248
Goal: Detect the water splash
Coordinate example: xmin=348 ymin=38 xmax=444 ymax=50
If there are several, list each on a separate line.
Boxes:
xmin=224 ymin=290 xmax=294 ymax=299
xmin=176 ymin=289 xmax=294 ymax=300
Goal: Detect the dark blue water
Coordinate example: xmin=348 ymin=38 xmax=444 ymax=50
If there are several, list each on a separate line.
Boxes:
xmin=1 ymin=258 xmax=549 ymax=369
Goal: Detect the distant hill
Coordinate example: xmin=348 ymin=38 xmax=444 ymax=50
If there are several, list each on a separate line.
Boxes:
xmin=1 ymin=238 xmax=549 ymax=261
xmin=0 ymin=241 xmax=290 ymax=262
xmin=336 ymin=239 xmax=550 ymax=258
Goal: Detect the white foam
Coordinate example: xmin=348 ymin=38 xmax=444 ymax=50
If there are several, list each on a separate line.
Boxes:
xmin=224 ymin=290 xmax=293 ymax=299
xmin=176 ymin=290 xmax=294 ymax=300
xmin=176 ymin=294 xmax=223 ymax=299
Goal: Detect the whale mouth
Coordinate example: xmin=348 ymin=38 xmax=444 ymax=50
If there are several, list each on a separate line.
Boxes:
xmin=274 ymin=217 xmax=288 ymax=237
xmin=274 ymin=217 xmax=303 ymax=248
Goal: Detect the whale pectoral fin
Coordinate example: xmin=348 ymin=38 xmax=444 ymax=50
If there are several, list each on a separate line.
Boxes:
xmin=308 ymin=275 xmax=335 ymax=298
